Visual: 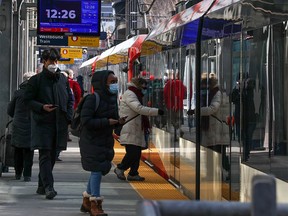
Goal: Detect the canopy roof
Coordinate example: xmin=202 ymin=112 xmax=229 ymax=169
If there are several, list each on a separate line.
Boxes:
xmin=79 ymin=34 xmax=147 ymax=69
xmin=79 ymin=55 xmax=99 ymax=69
xmin=96 ymin=34 xmax=147 ymax=68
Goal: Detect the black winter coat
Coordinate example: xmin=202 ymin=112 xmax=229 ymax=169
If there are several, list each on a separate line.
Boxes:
xmin=24 ymin=68 xmax=74 ymax=151
xmin=7 ymin=81 xmax=32 ymax=149
xmin=79 ymin=71 xmax=119 ymax=175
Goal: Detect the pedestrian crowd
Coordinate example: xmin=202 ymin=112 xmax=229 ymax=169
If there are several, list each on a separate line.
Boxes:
xmin=6 ymin=48 xmax=164 ymax=216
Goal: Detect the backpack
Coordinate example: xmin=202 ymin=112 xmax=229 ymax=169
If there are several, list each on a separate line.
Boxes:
xmin=70 ymin=92 xmax=100 ymax=137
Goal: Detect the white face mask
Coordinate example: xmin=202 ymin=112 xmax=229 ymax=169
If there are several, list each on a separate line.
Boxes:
xmin=47 ymin=64 xmax=58 ymax=73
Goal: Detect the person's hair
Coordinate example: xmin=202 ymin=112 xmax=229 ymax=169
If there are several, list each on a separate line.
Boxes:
xmin=65 ymin=69 xmax=74 ymax=78
xmin=41 ymin=48 xmax=61 ymax=62
xmin=131 ymin=77 xmax=147 ymax=89
xmin=23 ymin=72 xmax=36 ymax=81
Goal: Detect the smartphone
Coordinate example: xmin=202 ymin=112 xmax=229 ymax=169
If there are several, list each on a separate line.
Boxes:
xmin=50 ymin=104 xmax=59 ymax=108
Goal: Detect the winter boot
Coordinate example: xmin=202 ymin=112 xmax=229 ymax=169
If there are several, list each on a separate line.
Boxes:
xmin=89 ymin=196 xmax=108 ymax=216
xmin=80 ymin=191 xmax=91 ymax=213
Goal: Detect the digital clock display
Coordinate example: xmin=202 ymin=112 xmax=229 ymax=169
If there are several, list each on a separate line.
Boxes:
xmin=37 ymin=0 xmax=101 ymax=36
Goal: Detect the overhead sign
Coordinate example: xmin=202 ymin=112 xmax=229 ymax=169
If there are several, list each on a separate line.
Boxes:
xmin=37 ymin=35 xmax=68 ymax=46
xmin=60 ymin=48 xmax=83 ymax=58
xmin=37 ymin=35 xmax=99 ymax=47
xmin=58 ymin=58 xmax=75 ymax=64
xmin=37 ymin=0 xmax=101 ymax=36
xmin=68 ymin=36 xmax=99 ymax=47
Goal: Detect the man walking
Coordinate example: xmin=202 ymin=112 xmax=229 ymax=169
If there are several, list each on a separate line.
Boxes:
xmin=24 ymin=48 xmax=74 ymax=199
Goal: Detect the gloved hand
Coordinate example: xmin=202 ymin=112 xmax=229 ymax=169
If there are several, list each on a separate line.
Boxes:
xmin=187 ymin=109 xmax=195 ymax=115
xmin=158 ymin=109 xmax=164 ymax=115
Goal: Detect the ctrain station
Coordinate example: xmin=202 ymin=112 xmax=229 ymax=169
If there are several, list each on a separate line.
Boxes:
xmin=1 ymin=0 xmax=288 ymax=215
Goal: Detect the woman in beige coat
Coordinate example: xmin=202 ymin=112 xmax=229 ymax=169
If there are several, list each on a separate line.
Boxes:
xmin=200 ymin=75 xmax=230 ymax=171
xmin=114 ymin=77 xmax=164 ymax=181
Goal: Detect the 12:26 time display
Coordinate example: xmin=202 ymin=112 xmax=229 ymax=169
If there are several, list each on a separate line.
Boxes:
xmin=46 ymin=9 xmax=76 ymax=19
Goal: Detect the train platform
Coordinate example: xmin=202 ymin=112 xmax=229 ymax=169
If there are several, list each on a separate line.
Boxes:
xmin=0 ymin=135 xmax=188 ymax=216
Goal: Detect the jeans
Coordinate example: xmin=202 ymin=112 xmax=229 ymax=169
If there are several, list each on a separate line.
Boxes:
xmin=87 ymin=171 xmax=102 ymax=197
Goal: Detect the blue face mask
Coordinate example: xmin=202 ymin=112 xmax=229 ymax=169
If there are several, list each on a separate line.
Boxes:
xmin=109 ymin=83 xmax=118 ymax=94
xmin=141 ymin=89 xmax=147 ymax=95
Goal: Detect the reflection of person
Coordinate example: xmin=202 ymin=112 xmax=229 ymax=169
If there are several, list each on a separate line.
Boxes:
xmin=242 ymin=77 xmax=258 ymax=161
xmin=114 ymin=77 xmax=164 ymax=181
xmin=201 ymin=75 xmax=229 ymax=171
xmin=231 ymin=80 xmax=240 ymax=141
xmin=7 ymin=72 xmax=36 ymax=182
xmin=188 ymin=74 xmax=229 ymax=171
xmin=24 ymin=48 xmax=74 ymax=199
xmin=79 ymin=71 xmax=125 ymax=215
xmin=163 ymin=71 xmax=187 ymax=137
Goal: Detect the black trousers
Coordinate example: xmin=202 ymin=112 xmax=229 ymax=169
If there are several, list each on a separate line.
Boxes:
xmin=117 ymin=144 xmax=142 ymax=176
xmin=14 ymin=147 xmax=34 ymax=177
xmin=208 ymin=145 xmax=230 ymax=171
xmin=38 ymin=142 xmax=57 ymax=189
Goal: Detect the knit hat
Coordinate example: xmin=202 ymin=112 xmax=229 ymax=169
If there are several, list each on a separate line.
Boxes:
xmin=131 ymin=77 xmax=147 ymax=89
xmin=23 ymin=72 xmax=36 ymax=81
xmin=209 ymin=76 xmax=218 ymax=88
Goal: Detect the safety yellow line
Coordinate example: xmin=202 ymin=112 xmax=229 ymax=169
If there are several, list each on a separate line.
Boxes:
xmin=113 ymin=140 xmax=189 ymax=200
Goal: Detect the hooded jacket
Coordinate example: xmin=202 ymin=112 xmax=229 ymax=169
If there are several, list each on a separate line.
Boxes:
xmin=79 ymin=70 xmax=119 ymax=175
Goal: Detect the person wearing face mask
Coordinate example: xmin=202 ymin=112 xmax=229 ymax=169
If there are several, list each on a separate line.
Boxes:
xmin=189 ymin=73 xmax=230 ymax=175
xmin=24 ymin=48 xmax=74 ymax=200
xmin=79 ymin=70 xmax=125 ymax=215
xmin=114 ymin=77 xmax=164 ymax=182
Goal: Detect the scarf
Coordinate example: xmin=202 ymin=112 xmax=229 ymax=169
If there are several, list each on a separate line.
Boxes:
xmin=201 ymin=86 xmax=219 ymax=131
xmin=128 ymin=86 xmax=151 ymax=133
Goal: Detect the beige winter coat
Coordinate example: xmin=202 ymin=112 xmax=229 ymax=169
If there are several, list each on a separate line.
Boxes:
xmin=201 ymin=89 xmax=230 ymax=147
xmin=119 ymin=83 xmax=159 ymax=148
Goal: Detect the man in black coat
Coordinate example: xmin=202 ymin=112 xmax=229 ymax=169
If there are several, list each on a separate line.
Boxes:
xmin=24 ymin=48 xmax=74 ymax=200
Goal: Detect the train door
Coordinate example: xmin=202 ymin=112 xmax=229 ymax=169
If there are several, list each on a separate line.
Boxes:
xmin=163 ymin=48 xmax=186 ymax=185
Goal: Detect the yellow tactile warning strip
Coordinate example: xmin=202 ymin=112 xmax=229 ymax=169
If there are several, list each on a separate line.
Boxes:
xmin=113 ymin=140 xmax=189 ymax=200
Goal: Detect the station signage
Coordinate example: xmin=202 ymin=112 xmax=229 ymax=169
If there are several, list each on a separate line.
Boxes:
xmin=60 ymin=48 xmax=83 ymax=59
xmin=58 ymin=58 xmax=75 ymax=64
xmin=68 ymin=36 xmax=99 ymax=47
xmin=37 ymin=34 xmax=99 ymax=47
xmin=37 ymin=35 xmax=68 ymax=46
xmin=37 ymin=0 xmax=101 ymax=36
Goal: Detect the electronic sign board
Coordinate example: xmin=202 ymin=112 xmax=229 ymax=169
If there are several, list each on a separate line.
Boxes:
xmin=37 ymin=0 xmax=101 ymax=36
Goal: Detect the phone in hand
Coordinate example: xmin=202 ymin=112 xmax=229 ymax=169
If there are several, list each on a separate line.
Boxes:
xmin=50 ymin=104 xmax=59 ymax=108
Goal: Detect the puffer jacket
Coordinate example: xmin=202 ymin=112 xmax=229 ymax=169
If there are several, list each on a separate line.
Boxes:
xmin=7 ymin=81 xmax=31 ymax=148
xmin=119 ymin=82 xmax=159 ymax=149
xmin=201 ymin=88 xmax=229 ymax=146
xmin=79 ymin=70 xmax=119 ymax=175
